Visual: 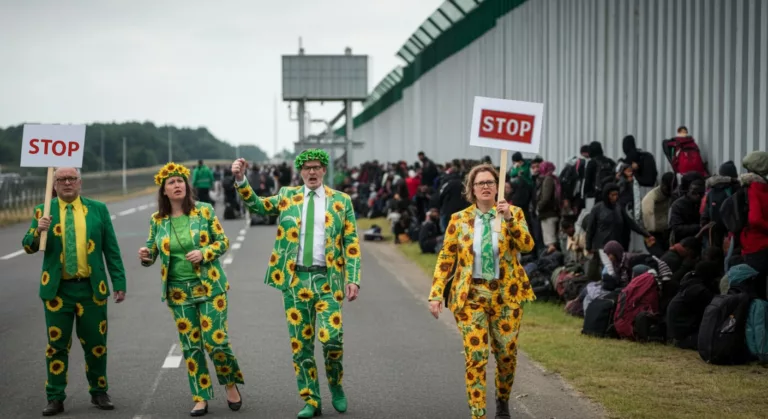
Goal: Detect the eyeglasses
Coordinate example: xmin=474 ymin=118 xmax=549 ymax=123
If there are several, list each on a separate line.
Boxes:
xmin=473 ymin=181 xmax=497 ymax=189
xmin=302 ymin=165 xmax=324 ymax=173
xmin=55 ymin=177 xmax=79 ymax=184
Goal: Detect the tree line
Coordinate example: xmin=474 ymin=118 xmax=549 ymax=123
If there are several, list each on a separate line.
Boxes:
xmin=0 ymin=122 xmax=271 ymax=173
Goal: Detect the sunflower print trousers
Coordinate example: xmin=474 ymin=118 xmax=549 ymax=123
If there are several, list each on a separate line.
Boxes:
xmin=167 ymin=279 xmax=244 ymax=402
xmin=283 ymin=270 xmax=344 ymax=408
xmin=43 ymin=280 xmax=109 ymax=401
xmin=454 ymin=278 xmax=523 ymax=419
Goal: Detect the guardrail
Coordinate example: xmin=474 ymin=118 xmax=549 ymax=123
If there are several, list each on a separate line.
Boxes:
xmin=0 ymin=160 xmax=234 ymax=213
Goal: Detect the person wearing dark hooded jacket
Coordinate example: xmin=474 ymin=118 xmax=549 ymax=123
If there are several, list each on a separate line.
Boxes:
xmin=739 ymin=151 xmax=768 ymax=300
xmin=583 ymin=142 xmax=615 ymax=208
xmin=621 ymin=135 xmax=658 ymax=188
xmin=665 ymin=261 xmax=721 ymax=350
xmin=700 ymin=161 xmax=740 ymax=250
xmin=669 ymin=179 xmax=705 ymax=244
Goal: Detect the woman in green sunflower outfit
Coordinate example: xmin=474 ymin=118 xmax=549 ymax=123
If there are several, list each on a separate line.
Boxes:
xmin=139 ymin=162 xmax=244 ymax=417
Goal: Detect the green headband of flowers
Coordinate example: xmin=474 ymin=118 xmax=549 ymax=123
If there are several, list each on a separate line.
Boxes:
xmin=294 ymin=149 xmax=330 ymax=171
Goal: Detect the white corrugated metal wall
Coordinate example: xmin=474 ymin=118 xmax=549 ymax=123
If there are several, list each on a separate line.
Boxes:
xmin=351 ymin=0 xmax=767 ymax=174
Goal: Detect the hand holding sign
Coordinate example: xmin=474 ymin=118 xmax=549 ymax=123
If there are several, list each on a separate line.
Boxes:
xmin=20 ymin=124 xmax=86 ymax=250
xmin=470 ymin=97 xmax=544 ymax=232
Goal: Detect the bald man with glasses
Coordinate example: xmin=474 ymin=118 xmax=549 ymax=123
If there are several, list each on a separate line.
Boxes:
xmin=22 ymin=167 xmax=127 ymax=416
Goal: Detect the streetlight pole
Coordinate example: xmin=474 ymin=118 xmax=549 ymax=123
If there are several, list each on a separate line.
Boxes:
xmin=100 ymin=128 xmax=105 ymax=173
xmin=122 ymin=137 xmax=127 ymax=195
xmin=168 ymin=126 xmax=172 ymax=161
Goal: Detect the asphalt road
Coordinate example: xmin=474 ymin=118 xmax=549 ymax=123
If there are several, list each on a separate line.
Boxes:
xmin=0 ymin=193 xmax=603 ymax=419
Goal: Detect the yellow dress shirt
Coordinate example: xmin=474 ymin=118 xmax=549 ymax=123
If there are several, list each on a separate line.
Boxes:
xmin=59 ymin=197 xmax=89 ymax=279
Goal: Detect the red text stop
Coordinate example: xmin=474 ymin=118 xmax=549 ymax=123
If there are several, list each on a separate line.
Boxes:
xmin=478 ymin=109 xmax=535 ymax=144
xmin=29 ymin=139 xmax=81 ymax=157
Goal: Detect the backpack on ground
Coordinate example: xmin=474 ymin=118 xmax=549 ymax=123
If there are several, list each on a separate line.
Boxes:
xmin=633 ymin=311 xmax=667 ymax=343
xmin=720 ymin=188 xmax=749 ymax=234
xmin=565 ymin=298 xmax=584 ymax=317
xmin=582 ymin=291 xmax=620 ymax=338
xmin=553 ymin=264 xmax=587 ymax=301
xmin=746 ymin=299 xmax=768 ymax=363
xmin=662 ymin=136 xmax=708 ymax=177
xmin=666 ymin=273 xmax=717 ymax=350
xmin=614 ymin=272 xmax=660 ymax=340
xmin=697 ymin=292 xmax=754 ymax=365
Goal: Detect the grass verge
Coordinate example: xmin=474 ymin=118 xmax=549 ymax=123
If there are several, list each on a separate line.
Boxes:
xmin=0 ymin=186 xmax=157 ymax=227
xmin=357 ymin=217 xmax=768 ymax=419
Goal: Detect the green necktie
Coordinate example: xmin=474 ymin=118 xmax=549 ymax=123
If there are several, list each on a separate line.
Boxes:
xmin=302 ymin=191 xmax=315 ymax=266
xmin=64 ymin=204 xmax=78 ymax=276
xmin=476 ymin=208 xmax=496 ymax=281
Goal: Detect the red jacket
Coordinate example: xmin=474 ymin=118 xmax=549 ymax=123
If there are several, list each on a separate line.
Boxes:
xmin=740 ymin=179 xmax=768 ymax=254
xmin=405 ymin=176 xmax=420 ymax=199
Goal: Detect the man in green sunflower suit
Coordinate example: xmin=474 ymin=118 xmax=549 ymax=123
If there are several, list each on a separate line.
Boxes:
xmin=22 ymin=167 xmax=127 ymax=416
xmin=231 ymin=149 xmax=362 ymax=418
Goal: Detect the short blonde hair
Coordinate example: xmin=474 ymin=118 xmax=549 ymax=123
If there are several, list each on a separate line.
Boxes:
xmin=463 ymin=163 xmax=499 ymax=204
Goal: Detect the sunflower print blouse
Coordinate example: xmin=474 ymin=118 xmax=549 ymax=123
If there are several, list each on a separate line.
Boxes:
xmin=429 ymin=205 xmax=535 ymax=313
xmin=142 ymin=202 xmax=230 ymax=302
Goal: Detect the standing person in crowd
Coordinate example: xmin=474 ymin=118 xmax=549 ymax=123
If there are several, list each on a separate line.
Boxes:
xmin=621 ymin=135 xmax=658 ymax=190
xmin=642 ymin=172 xmax=675 ymax=253
xmin=584 ymin=141 xmax=616 ymax=212
xmin=700 ymin=161 xmax=740 ymax=251
xmin=738 ymin=151 xmax=768 ymax=299
xmin=192 ymin=160 xmax=215 ymax=205
xmin=508 ymin=152 xmax=534 ymax=227
xmin=418 ymin=151 xmax=439 ymax=188
xmin=231 ymin=150 xmax=361 ymax=418
xmin=616 ymin=163 xmax=645 ymax=252
xmin=22 ymin=167 xmax=127 ymax=416
xmin=669 ymin=179 xmax=705 ymax=244
xmin=139 ymin=162 xmax=243 ymax=416
xmin=427 ymin=164 xmax=535 ymax=419
xmin=438 ymin=163 xmax=470 ymax=233
xmin=536 ymin=161 xmax=561 ymax=253
xmin=585 ymin=183 xmax=653 ymax=280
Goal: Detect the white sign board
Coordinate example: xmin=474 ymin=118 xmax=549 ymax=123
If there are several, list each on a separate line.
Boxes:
xmin=20 ymin=124 xmax=86 ymax=168
xmin=469 ymin=96 xmax=544 ymax=154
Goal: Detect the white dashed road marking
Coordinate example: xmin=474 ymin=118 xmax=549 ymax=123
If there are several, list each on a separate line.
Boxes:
xmin=161 ymin=344 xmax=182 ymax=368
xmin=232 ymin=243 xmax=242 ymax=250
xmin=0 ymin=250 xmax=25 ymax=260
xmin=118 ymin=208 xmax=137 ymax=216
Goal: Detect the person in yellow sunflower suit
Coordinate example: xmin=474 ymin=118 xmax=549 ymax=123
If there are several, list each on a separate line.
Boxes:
xmin=139 ymin=162 xmax=243 ymax=417
xmin=231 ymin=149 xmax=361 ymax=419
xmin=428 ymin=163 xmax=535 ymax=419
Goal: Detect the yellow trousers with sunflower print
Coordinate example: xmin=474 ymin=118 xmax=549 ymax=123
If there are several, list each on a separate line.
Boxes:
xmin=167 ymin=279 xmax=244 ymax=402
xmin=283 ymin=270 xmax=345 ymax=408
xmin=454 ymin=279 xmax=523 ymax=419
xmin=43 ymin=280 xmax=109 ymax=401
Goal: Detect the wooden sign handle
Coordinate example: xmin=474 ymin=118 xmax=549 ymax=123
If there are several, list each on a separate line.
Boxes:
xmin=493 ymin=149 xmax=508 ymax=233
xmin=39 ymin=167 xmax=54 ymax=251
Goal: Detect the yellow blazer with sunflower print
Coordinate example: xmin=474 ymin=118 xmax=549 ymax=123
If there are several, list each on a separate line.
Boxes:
xmin=141 ymin=202 xmax=230 ymax=302
xmin=235 ymin=178 xmax=361 ymax=293
xmin=22 ymin=197 xmax=127 ymax=301
xmin=428 ymin=204 xmax=535 ymax=314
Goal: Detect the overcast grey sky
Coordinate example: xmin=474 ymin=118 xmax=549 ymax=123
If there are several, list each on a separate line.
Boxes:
xmin=0 ymin=0 xmax=440 ymax=156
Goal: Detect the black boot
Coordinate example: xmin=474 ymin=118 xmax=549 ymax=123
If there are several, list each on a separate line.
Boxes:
xmin=495 ymin=399 xmax=511 ymax=419
xmin=42 ymin=400 xmax=64 ymax=416
xmin=91 ymin=393 xmax=115 ymax=410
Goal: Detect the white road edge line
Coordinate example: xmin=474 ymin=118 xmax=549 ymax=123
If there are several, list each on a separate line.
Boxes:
xmin=239 ymin=229 xmax=246 ymax=235
xmin=223 ymin=257 xmax=233 ymax=265
xmin=236 ymin=235 xmax=245 ymax=242
xmin=118 ymin=208 xmax=137 ymax=216
xmin=138 ymin=204 xmax=149 ymax=210
xmin=0 ymin=249 xmax=25 ymax=260
xmin=161 ymin=343 xmax=182 ymax=368
xmin=110 ymin=214 xmax=117 ymax=220
xmin=232 ymin=243 xmax=242 ymax=250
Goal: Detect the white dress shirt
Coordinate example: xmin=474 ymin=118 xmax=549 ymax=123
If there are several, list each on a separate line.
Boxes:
xmin=472 ymin=215 xmax=500 ymax=279
xmin=297 ymin=185 xmax=326 ymax=267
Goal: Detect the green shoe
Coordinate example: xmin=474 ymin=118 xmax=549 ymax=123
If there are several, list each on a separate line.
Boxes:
xmin=297 ymin=403 xmax=322 ymax=418
xmin=330 ymin=386 xmax=347 ymax=413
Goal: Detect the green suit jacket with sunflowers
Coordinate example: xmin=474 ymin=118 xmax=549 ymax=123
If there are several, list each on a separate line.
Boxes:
xmin=22 ymin=197 xmax=127 ymax=301
xmin=428 ymin=205 xmax=536 ymax=314
xmin=235 ymin=179 xmax=361 ymax=293
xmin=141 ymin=202 xmax=230 ymax=302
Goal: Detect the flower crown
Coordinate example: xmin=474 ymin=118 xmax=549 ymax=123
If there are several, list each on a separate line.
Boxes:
xmin=294 ymin=149 xmax=330 ymax=171
xmin=154 ymin=162 xmax=191 ymax=186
